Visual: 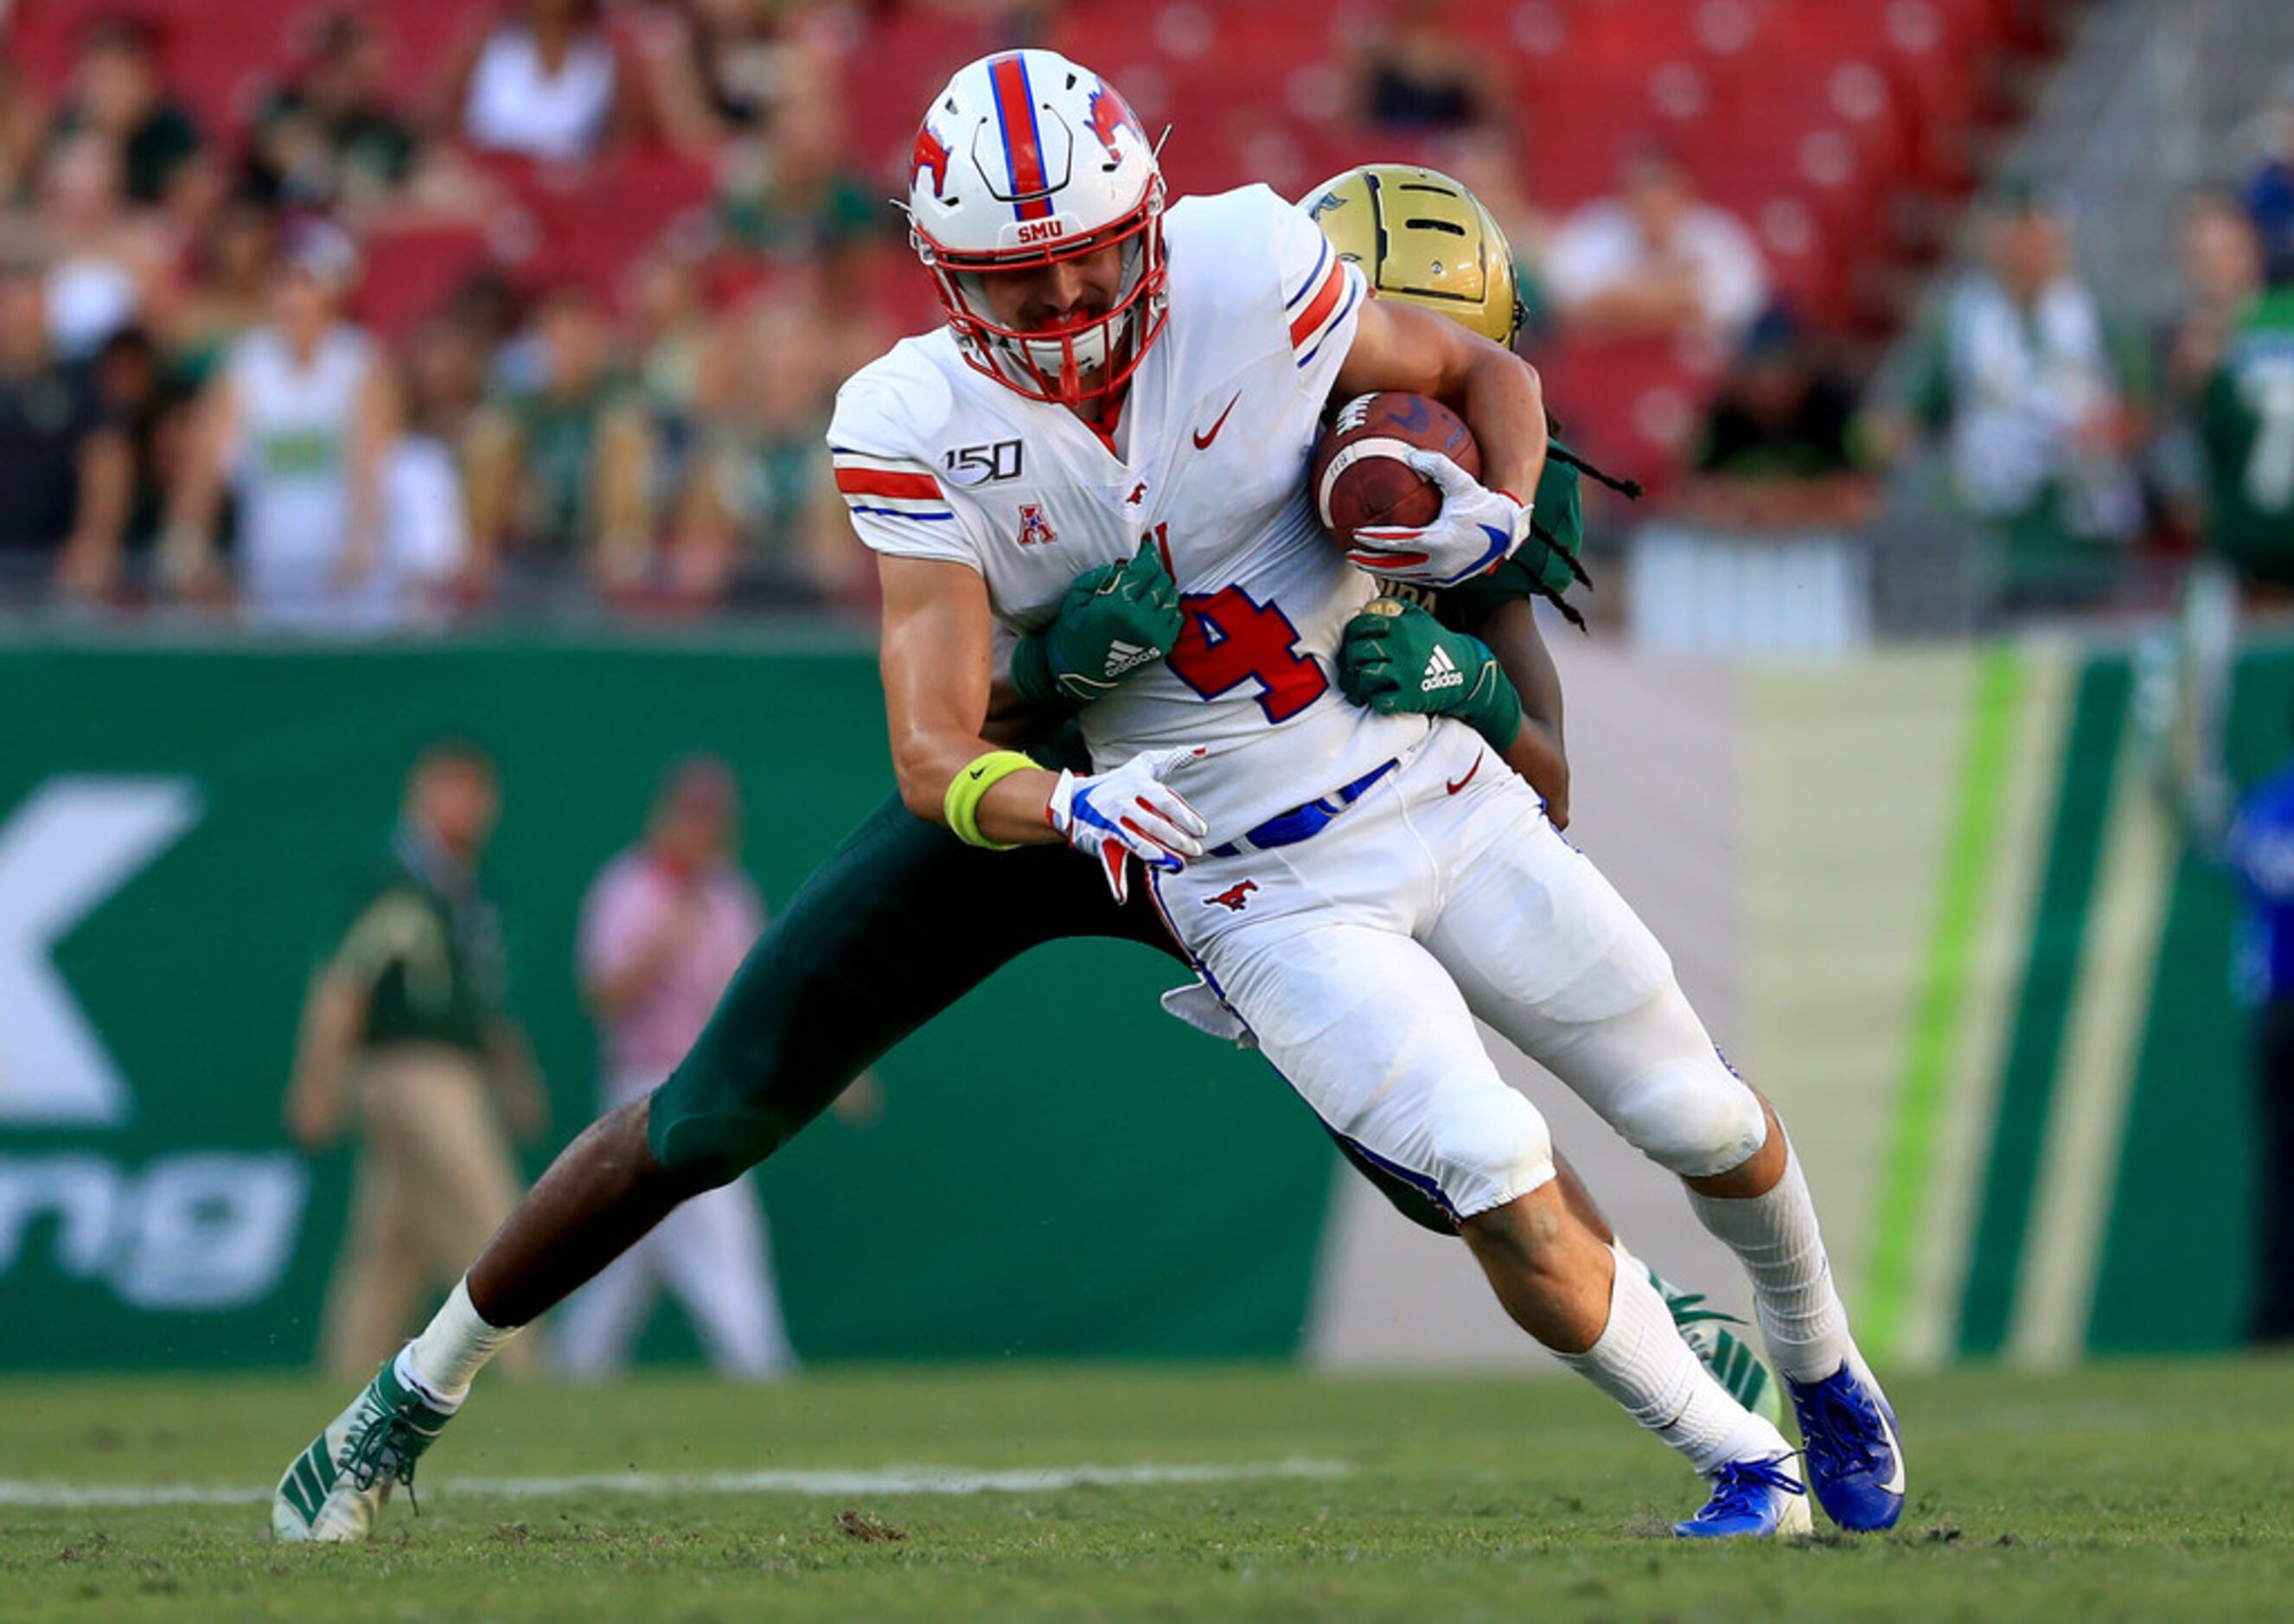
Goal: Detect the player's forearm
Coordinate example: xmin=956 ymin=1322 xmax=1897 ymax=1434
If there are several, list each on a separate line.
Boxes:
xmin=1455 ymin=346 xmax=1548 ymax=508
xmin=879 ymin=554 xmax=1066 ymax=847
xmin=1499 ymin=721 xmax=1569 ymax=829
xmin=1479 ymin=598 xmax=1569 ymax=824
xmin=889 ymin=721 xmax=1063 ymax=845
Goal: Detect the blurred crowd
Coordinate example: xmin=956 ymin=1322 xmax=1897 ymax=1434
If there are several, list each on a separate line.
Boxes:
xmin=0 ymin=0 xmax=2284 ymax=632
xmin=0 ymin=0 xmax=902 ymax=628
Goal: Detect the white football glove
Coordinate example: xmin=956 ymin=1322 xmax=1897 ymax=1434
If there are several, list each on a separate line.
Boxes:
xmin=1046 ymin=745 xmax=1210 ymax=904
xmin=1347 ymin=449 xmax=1531 ymax=589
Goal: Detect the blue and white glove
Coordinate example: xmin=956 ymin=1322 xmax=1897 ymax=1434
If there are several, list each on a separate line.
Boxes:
xmin=1347 ymin=449 xmax=1532 ymax=589
xmin=1045 ymin=745 xmax=1210 ymax=904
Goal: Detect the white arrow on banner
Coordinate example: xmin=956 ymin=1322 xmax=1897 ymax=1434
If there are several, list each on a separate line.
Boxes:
xmin=0 ymin=777 xmax=202 ymax=1126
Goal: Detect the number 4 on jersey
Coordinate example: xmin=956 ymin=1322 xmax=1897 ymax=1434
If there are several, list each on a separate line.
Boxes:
xmin=1168 ymin=584 xmax=1328 ymax=723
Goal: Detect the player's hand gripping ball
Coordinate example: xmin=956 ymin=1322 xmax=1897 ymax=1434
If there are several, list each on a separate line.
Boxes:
xmin=1011 ymin=536 xmax=1185 ymax=711
xmin=1312 ymin=393 xmax=1530 ymax=587
xmin=1045 ymin=745 xmax=1210 ymax=904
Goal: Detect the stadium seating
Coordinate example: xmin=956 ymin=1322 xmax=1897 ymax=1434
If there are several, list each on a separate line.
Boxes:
xmin=7 ymin=0 xmax=2056 ymax=484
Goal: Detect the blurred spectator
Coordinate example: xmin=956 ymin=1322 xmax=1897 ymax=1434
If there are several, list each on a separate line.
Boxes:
xmin=634 ymin=0 xmax=841 ymax=154
xmin=442 ymin=0 xmax=637 ymax=168
xmin=1677 ymin=311 xmax=1878 ymax=530
xmin=91 ymin=324 xmax=184 ymax=572
xmin=167 ymin=193 xmax=279 ymax=387
xmin=557 ymin=758 xmax=802 ymax=1380
xmin=2165 ymin=189 xmax=2267 ymax=409
xmin=48 ymin=13 xmax=209 ymax=213
xmin=1428 ymin=124 xmax=1556 ymax=335
xmin=1543 ymin=141 xmax=1769 ymax=345
xmin=2195 ymin=261 xmax=2294 ymax=587
xmin=464 ymin=285 xmax=656 ymax=594
xmin=285 ymin=740 xmax=545 ymax=1381
xmin=675 ymin=270 xmax=878 ymax=604
xmin=163 ymin=222 xmax=404 ymax=629
xmin=1346 ymin=0 xmax=1499 ymax=136
xmin=0 ymin=253 xmax=131 ymax=600
xmin=35 ymin=133 xmax=178 ymax=361
xmin=627 ymin=248 xmax=710 ymax=425
xmin=382 ymin=319 xmax=482 ymax=627
xmin=2151 ymin=189 xmax=2265 ymax=547
xmin=400 ymin=314 xmax=490 ymax=450
xmin=444 ymin=268 xmax=529 ymax=389
xmin=712 ymin=95 xmax=878 ymax=264
xmin=246 ymin=12 xmax=418 ymax=218
xmin=0 ymin=60 xmax=53 ymax=204
xmin=1883 ymin=187 xmax=2150 ymax=615
xmin=2241 ymin=70 xmax=2294 ymax=288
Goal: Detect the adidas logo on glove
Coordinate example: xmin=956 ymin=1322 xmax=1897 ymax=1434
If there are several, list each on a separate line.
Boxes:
xmin=1421 ymin=644 xmax=1466 ymax=694
xmin=1103 ymin=640 xmax=1158 ymax=679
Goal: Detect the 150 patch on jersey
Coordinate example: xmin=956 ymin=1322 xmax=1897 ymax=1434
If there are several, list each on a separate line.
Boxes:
xmin=942 ymin=439 xmax=1024 ymax=486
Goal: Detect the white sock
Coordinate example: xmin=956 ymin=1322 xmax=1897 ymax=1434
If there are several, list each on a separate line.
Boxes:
xmin=399 ymin=1277 xmax=520 ymax=1410
xmin=1556 ymin=1243 xmax=1790 ymax=1475
xmin=1687 ymin=1143 xmax=1853 ymax=1383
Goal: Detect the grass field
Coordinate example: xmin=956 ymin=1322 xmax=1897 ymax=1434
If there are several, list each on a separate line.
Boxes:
xmin=3 ymin=1359 xmax=2291 ymax=1621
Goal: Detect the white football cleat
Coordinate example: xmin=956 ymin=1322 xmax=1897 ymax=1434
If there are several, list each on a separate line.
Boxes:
xmin=272 ymin=1352 xmax=456 ymax=1543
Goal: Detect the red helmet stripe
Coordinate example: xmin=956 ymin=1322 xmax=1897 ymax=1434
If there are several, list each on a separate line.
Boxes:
xmin=987 ymin=52 xmax=1054 ymax=221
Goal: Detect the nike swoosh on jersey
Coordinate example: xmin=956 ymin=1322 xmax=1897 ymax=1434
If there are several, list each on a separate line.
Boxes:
xmin=1446 ymin=755 xmax=1484 ymax=796
xmin=1192 ymin=393 xmax=1242 ymax=450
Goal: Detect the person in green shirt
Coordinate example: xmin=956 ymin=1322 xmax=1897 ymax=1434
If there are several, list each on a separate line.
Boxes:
xmin=1888 ymin=187 xmax=2151 ymax=616
xmin=245 ymin=12 xmax=419 ymax=217
xmin=465 ymin=286 xmax=657 ymax=595
xmin=50 ymin=15 xmax=207 ymax=209
xmin=285 ymin=741 xmax=547 ymax=1381
xmin=2200 ymin=279 xmax=2294 ymax=585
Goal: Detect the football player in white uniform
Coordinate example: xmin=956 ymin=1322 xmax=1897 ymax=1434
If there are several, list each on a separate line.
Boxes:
xmin=846 ymin=50 xmax=1901 ymax=1538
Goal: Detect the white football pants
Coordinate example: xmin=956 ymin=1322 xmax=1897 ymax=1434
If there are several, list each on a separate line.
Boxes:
xmin=1151 ymin=719 xmax=1767 ymax=1219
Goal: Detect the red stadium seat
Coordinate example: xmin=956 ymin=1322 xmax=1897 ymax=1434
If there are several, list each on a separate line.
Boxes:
xmin=350 ymin=221 xmax=494 ymax=341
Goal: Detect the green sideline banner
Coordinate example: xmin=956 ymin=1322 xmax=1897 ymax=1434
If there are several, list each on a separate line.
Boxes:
xmin=0 ymin=636 xmax=1334 ymax=1371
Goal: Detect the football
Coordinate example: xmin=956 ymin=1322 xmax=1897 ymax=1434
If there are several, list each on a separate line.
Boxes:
xmin=1310 ymin=392 xmax=1482 ymax=550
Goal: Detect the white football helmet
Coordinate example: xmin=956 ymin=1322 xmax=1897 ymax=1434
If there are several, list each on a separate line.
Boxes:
xmin=907 ymin=49 xmax=1166 ymax=408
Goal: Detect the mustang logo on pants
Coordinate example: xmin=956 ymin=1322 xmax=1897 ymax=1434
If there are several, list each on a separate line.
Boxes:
xmin=1205 ymin=879 xmax=1259 ymax=912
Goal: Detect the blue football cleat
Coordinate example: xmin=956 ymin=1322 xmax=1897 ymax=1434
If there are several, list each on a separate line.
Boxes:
xmin=1673 ymin=1455 xmax=1812 ymax=1538
xmin=1786 ymin=1356 xmax=1906 ymax=1531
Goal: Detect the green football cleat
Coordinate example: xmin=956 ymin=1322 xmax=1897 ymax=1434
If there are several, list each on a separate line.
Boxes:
xmin=1652 ymin=1269 xmax=1786 ymax=1428
xmin=271 ymin=1352 xmax=456 ymax=1543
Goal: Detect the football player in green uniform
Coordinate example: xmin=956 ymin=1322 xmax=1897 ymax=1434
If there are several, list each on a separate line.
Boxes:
xmin=269 ymin=165 xmax=1778 ymax=1544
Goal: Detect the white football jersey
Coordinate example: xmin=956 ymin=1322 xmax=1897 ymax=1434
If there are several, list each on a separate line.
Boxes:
xmin=829 ymin=184 xmax=1433 ymax=841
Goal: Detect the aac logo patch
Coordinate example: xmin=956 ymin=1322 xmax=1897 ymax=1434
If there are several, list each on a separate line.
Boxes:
xmin=1017 ymin=504 xmax=1058 ymax=547
xmin=1205 ymin=879 xmax=1259 ymax=912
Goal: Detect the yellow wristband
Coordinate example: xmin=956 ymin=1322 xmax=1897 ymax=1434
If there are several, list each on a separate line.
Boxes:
xmin=943 ymin=750 xmax=1040 ymax=850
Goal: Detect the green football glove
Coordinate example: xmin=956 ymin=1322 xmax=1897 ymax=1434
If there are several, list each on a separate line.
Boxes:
xmin=1338 ymin=600 xmax=1523 ymax=749
xmin=1010 ymin=537 xmax=1185 ymax=711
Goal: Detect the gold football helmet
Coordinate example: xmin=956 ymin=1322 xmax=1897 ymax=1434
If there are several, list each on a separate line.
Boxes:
xmin=1303 ymin=164 xmax=1527 ymax=348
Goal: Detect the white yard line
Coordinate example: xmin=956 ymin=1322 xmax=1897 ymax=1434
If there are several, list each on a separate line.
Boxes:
xmin=0 ymin=1458 xmax=1351 ymax=1511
